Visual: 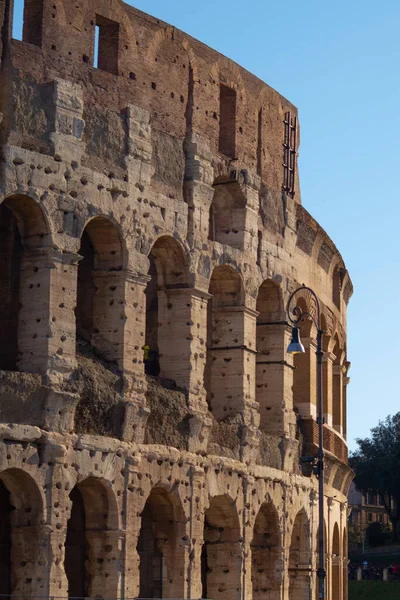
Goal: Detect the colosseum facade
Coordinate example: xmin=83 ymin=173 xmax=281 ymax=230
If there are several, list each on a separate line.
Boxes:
xmin=0 ymin=1 xmax=353 ymax=599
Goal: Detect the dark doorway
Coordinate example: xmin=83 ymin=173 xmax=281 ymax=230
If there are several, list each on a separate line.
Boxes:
xmin=0 ymin=480 xmax=12 ymax=595
xmin=137 ymin=503 xmax=163 ymax=599
xmin=65 ymin=487 xmax=87 ymax=599
xmin=0 ymin=204 xmax=22 ymax=370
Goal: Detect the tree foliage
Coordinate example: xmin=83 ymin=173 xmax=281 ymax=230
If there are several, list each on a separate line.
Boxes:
xmin=350 ymin=413 xmax=400 ymax=541
xmin=366 ymin=522 xmax=390 ymax=547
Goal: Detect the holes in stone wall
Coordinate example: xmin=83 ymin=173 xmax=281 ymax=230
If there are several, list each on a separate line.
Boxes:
xmin=94 ymin=14 xmax=119 ymax=75
xmin=12 ymin=0 xmax=44 ymax=46
xmin=219 ymin=84 xmax=237 ymax=158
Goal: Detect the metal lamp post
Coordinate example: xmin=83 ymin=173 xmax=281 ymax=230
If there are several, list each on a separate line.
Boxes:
xmin=286 ymin=285 xmax=326 ymax=600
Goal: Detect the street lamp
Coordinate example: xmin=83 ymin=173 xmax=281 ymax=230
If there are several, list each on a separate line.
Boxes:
xmin=286 ymin=285 xmax=326 ymax=600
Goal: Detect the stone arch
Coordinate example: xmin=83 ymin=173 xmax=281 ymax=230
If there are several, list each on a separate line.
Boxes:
xmin=209 ymin=176 xmax=247 ymax=248
xmin=0 ymin=195 xmax=51 ymax=371
xmin=65 ymin=476 xmax=120 ymax=599
xmin=202 ymin=494 xmax=242 ymax=600
xmin=76 ymin=215 xmax=126 ymax=365
xmin=292 ymin=295 xmax=316 ymax=418
xmin=0 ymin=468 xmax=44 ymax=597
xmin=256 ymin=279 xmax=285 ymax=432
xmin=137 ymin=486 xmax=187 ymax=599
xmin=251 ymin=501 xmax=282 ymax=600
xmin=331 ymin=522 xmax=340 ymax=600
xmin=205 ymin=265 xmax=246 ymax=419
xmin=145 ymin=235 xmax=190 ymax=380
xmin=332 ymin=335 xmax=344 ymax=434
xmin=289 ymin=509 xmax=312 ymax=600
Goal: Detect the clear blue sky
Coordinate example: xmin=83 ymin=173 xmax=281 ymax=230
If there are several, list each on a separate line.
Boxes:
xmin=12 ymin=1 xmax=400 ymax=451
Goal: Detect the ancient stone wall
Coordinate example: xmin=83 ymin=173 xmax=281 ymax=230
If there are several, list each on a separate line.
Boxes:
xmin=0 ymin=1 xmax=353 ymax=599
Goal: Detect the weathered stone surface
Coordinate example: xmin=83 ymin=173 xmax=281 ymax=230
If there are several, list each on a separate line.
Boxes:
xmin=0 ymin=2 xmax=352 ymax=600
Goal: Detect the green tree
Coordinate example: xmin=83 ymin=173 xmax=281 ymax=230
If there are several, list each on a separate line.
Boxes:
xmin=350 ymin=413 xmax=400 ymax=541
xmin=366 ymin=522 xmax=390 ymax=547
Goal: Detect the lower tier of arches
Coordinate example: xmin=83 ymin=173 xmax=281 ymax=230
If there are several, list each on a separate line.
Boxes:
xmin=0 ymin=429 xmax=350 ymax=600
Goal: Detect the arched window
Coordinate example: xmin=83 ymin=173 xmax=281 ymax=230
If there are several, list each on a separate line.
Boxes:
xmin=292 ymin=297 xmax=315 ymax=417
xmin=251 ymin=502 xmax=281 ymax=600
xmin=209 ymin=178 xmax=246 ymax=248
xmin=0 ymin=196 xmax=49 ymax=372
xmin=202 ymin=495 xmax=241 ymax=600
xmin=0 ymin=469 xmax=43 ymax=597
xmin=65 ymin=478 xmax=119 ymax=599
xmin=138 ymin=487 xmax=186 ymax=599
xmin=76 ymin=217 xmax=125 ymax=365
xmin=289 ymin=510 xmax=311 ymax=599
xmin=145 ymin=236 xmax=189 ymax=382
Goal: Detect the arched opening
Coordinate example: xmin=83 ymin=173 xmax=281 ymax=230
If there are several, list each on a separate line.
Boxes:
xmin=209 ymin=177 xmax=246 ymax=249
xmin=145 ymin=236 xmax=189 ymax=381
xmin=0 ymin=196 xmax=49 ymax=372
xmin=65 ymin=477 xmax=119 ymax=599
xmin=0 ymin=469 xmax=44 ymax=596
xmin=202 ymin=495 xmax=241 ymax=600
xmin=251 ymin=502 xmax=281 ymax=600
xmin=256 ymin=280 xmax=286 ymax=433
xmin=321 ymin=315 xmax=332 ymax=426
xmin=332 ymin=523 xmax=340 ymax=600
xmin=0 ymin=203 xmax=22 ymax=370
xmin=137 ymin=487 xmax=186 ymax=599
xmin=12 ymin=0 xmax=44 ymax=46
xmin=289 ymin=510 xmax=311 ymax=600
xmin=0 ymin=480 xmax=12 ymax=595
xmin=332 ymin=336 xmax=343 ymax=434
xmin=76 ymin=217 xmax=125 ymax=365
xmin=205 ymin=265 xmax=245 ymax=419
xmin=292 ymin=297 xmax=315 ymax=418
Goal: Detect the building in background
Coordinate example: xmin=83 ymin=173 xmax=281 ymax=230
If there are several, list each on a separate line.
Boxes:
xmin=0 ymin=1 xmax=353 ymax=599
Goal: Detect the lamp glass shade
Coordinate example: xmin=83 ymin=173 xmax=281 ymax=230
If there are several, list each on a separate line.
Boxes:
xmin=287 ymin=327 xmax=305 ymax=354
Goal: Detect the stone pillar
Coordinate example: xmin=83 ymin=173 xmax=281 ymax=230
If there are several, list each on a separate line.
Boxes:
xmin=343 ymin=366 xmax=350 ymax=440
xmin=157 ymin=287 xmax=210 ymax=408
xmin=207 ymin=306 xmax=258 ymax=420
xmin=293 ymin=337 xmax=317 ymax=419
xmin=187 ymin=466 xmax=206 ymax=600
xmin=86 ymin=529 xmax=123 ymax=598
xmin=91 ymin=269 xmax=130 ymax=367
xmin=256 ymin=323 xmax=294 ymax=435
xmin=122 ymin=457 xmax=142 ymax=599
xmin=18 ymin=248 xmax=80 ymax=375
